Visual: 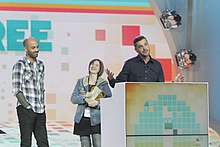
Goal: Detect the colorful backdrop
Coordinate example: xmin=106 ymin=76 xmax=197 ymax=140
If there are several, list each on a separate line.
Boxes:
xmin=0 ymin=0 xmax=175 ymax=122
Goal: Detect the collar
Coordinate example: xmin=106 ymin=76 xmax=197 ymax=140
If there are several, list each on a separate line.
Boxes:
xmin=136 ymin=55 xmax=153 ymax=63
xmin=82 ymin=75 xmax=106 ymax=87
xmin=23 ymin=56 xmax=39 ymax=65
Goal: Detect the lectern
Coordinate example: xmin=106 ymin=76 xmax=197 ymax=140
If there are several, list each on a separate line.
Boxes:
xmin=101 ymin=82 xmax=209 ymax=147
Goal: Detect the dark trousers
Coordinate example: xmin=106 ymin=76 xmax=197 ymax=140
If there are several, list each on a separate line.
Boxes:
xmin=16 ymin=105 xmax=49 ymax=147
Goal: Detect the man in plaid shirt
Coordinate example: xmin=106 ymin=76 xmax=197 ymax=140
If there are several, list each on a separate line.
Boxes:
xmin=12 ymin=37 xmax=49 ymax=147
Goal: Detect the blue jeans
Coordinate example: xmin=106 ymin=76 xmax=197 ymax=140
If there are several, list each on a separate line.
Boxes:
xmin=17 ymin=105 xmax=49 ymax=147
xmin=80 ymin=134 xmax=101 ymax=147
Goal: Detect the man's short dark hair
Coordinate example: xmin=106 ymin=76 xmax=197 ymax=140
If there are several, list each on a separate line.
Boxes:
xmin=133 ymin=35 xmax=147 ymax=47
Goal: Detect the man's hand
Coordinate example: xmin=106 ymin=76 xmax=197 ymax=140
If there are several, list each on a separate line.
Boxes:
xmin=173 ymin=73 xmax=186 ymax=82
xmin=16 ymin=92 xmax=31 ymax=108
xmin=105 ymin=68 xmax=114 ymax=80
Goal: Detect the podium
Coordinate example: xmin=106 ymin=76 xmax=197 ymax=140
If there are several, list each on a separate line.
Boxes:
xmin=101 ymin=82 xmax=209 ymax=147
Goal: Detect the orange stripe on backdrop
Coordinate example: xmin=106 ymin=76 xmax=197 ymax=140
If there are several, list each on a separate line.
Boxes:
xmin=149 ymin=44 xmax=156 ymax=57
xmin=171 ymin=63 xmax=177 ymax=81
xmin=0 ymin=2 xmax=154 ymax=14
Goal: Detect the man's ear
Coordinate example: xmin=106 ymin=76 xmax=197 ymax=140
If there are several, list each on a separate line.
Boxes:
xmin=24 ymin=46 xmax=27 ymax=52
xmin=134 ymin=47 xmax=137 ymax=52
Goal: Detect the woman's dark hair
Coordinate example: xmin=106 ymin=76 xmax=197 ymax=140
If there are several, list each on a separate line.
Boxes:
xmin=88 ymin=59 xmax=104 ymax=77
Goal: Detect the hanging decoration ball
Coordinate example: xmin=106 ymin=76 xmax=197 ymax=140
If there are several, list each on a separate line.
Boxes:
xmin=160 ymin=9 xmax=182 ymax=30
xmin=175 ymin=49 xmax=197 ymax=69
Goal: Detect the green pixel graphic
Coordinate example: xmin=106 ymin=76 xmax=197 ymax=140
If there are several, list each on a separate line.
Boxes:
xmin=133 ymin=94 xmax=205 ymax=147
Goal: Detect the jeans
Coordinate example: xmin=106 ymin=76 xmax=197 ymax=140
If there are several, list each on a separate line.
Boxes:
xmin=17 ymin=105 xmax=49 ymax=147
xmin=80 ymin=134 xmax=101 ymax=147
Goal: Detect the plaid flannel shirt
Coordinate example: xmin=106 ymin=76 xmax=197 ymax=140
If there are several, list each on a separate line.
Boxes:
xmin=12 ymin=56 xmax=45 ymax=113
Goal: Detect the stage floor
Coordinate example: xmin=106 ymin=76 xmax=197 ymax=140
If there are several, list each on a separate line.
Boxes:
xmin=0 ymin=121 xmax=219 ymax=147
xmin=0 ymin=121 xmax=80 ymax=147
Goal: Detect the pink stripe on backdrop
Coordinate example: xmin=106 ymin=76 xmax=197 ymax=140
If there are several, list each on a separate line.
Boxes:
xmin=0 ymin=6 xmax=154 ymax=15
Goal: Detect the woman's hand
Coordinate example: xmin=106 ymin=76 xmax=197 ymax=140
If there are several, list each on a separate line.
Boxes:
xmin=87 ymin=99 xmax=99 ymax=107
xmin=85 ymin=92 xmax=92 ymax=98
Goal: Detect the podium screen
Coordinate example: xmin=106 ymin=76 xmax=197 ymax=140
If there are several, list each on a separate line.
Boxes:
xmin=126 ymin=83 xmax=208 ymax=147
